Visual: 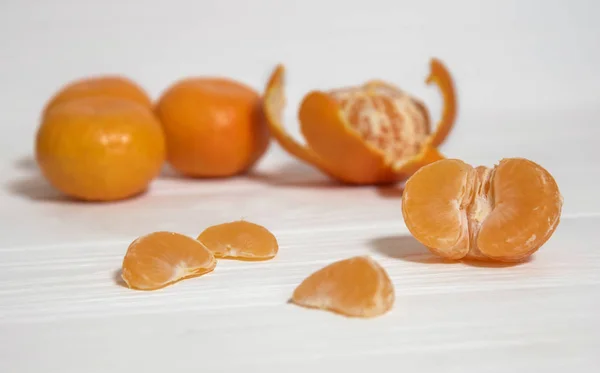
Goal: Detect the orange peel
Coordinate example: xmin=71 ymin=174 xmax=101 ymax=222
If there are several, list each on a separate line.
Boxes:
xmin=263 ymin=58 xmax=456 ymax=185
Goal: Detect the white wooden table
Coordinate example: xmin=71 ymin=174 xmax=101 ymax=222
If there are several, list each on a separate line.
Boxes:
xmin=1 ymin=1 xmax=599 ymax=372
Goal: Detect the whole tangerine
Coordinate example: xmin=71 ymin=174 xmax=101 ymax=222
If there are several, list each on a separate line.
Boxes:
xmin=43 ymin=75 xmax=153 ymax=118
xmin=35 ymin=96 xmax=166 ymax=202
xmin=155 ymin=77 xmax=270 ymax=178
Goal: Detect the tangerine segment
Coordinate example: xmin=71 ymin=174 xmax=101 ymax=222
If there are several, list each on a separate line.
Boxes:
xmin=291 ymin=256 xmax=395 ymax=318
xmin=477 ymin=158 xmax=563 ymax=262
xmin=197 ymin=221 xmax=278 ymax=260
xmin=402 ymin=158 xmax=563 ymax=262
xmin=156 ymin=77 xmax=270 ymax=178
xmin=401 ymin=159 xmax=472 ymax=259
xmin=43 ymin=75 xmax=152 ymax=117
xmin=121 ymin=231 xmax=216 ymax=291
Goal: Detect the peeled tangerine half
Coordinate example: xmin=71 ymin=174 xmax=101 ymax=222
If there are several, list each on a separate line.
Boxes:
xmin=197 ymin=220 xmax=278 ymax=261
xmin=121 ymin=231 xmax=217 ymax=290
xmin=291 ymin=256 xmax=395 ymax=318
xmin=402 ymin=158 xmax=563 ymax=263
xmin=263 ymin=58 xmax=458 ymax=185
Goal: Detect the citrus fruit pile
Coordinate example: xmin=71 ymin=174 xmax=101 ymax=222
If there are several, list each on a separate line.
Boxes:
xmin=35 ymin=58 xmax=456 ymax=202
xmin=36 ymin=75 xmax=269 ymax=202
xmin=31 ymin=57 xmax=563 ymax=319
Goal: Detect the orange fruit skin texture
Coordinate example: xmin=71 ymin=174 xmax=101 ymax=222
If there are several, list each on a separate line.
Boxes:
xmin=291 ymin=256 xmax=395 ymax=318
xmin=155 ymin=78 xmax=270 ymax=178
xmin=262 ymin=58 xmax=456 ymax=185
xmin=42 ymin=75 xmax=153 ymax=118
xmin=197 ymin=220 xmax=278 ymax=261
xmin=121 ymin=231 xmax=217 ymax=291
xmin=35 ymin=97 xmax=166 ymax=202
xmin=402 ymin=158 xmax=563 ymax=263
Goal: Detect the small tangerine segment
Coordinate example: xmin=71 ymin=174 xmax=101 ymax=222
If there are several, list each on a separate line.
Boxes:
xmin=155 ymin=77 xmax=270 ymax=178
xmin=35 ymin=96 xmax=166 ymax=202
xmin=197 ymin=220 xmax=278 ymax=261
xmin=402 ymin=158 xmax=563 ymax=262
xmin=291 ymin=256 xmax=395 ymax=318
xmin=402 ymin=159 xmax=472 ymax=259
xmin=121 ymin=231 xmax=217 ymax=291
xmin=477 ymin=158 xmax=563 ymax=262
xmin=43 ymin=75 xmax=152 ymax=117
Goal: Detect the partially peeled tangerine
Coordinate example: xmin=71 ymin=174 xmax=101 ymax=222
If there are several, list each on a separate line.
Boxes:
xmin=263 ymin=58 xmax=458 ymax=185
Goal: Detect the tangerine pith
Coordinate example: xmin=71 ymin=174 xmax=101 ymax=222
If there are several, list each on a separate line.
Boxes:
xmin=402 ymin=158 xmax=563 ymax=262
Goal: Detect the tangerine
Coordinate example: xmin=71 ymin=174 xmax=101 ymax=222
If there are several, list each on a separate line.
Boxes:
xmin=121 ymin=231 xmax=217 ymax=291
xmin=291 ymin=256 xmax=395 ymax=318
xmin=262 ymin=58 xmax=456 ymax=185
xmin=197 ymin=220 xmax=278 ymax=261
xmin=35 ymin=96 xmax=166 ymax=201
xmin=43 ymin=75 xmax=152 ymax=117
xmin=155 ymin=77 xmax=270 ymax=178
xmin=402 ymin=158 xmax=563 ymax=262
